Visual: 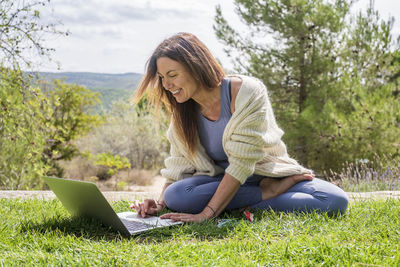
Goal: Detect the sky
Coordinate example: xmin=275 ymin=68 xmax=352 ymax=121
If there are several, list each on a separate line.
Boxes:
xmin=37 ymin=0 xmax=400 ymax=74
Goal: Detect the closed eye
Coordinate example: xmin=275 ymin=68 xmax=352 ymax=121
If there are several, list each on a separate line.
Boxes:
xmin=157 ymin=73 xmax=176 ymax=79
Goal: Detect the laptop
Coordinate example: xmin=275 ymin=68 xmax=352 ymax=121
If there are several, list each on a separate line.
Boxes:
xmin=43 ymin=176 xmax=182 ymax=235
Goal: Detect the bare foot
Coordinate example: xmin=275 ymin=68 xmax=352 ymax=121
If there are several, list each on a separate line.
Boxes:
xmin=259 ymin=174 xmax=314 ymax=201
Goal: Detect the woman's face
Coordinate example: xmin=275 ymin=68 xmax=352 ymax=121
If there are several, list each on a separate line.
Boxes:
xmin=156 ymin=57 xmax=200 ymax=103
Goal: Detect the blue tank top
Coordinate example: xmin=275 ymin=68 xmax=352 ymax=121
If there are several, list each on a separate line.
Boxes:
xmin=197 ymin=78 xmax=232 ymax=169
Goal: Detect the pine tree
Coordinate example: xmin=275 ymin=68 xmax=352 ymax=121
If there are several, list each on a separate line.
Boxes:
xmin=214 ymin=0 xmax=400 ymax=173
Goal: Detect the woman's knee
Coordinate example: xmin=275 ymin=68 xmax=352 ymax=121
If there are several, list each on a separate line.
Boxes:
xmin=164 ymin=175 xmax=220 ymax=213
xmin=163 ymin=182 xmax=188 ymax=212
xmin=309 ymin=178 xmax=349 ymax=215
xmin=163 ymin=180 xmax=204 ymax=213
xmin=327 ymin=189 xmax=349 ymax=215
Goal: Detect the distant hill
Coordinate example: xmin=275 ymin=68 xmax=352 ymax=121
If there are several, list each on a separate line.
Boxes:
xmin=31 ymin=72 xmax=143 ymax=112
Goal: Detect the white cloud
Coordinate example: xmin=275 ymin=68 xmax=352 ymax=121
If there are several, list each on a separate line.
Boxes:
xmin=48 ymin=0 xmax=198 ymax=25
xmin=37 ymin=0 xmax=235 ymax=73
xmin=36 ymin=0 xmax=400 ymax=74
xmin=353 ymin=0 xmax=400 ymax=35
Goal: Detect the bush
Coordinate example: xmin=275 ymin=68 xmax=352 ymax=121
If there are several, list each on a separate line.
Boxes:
xmin=0 ymin=69 xmax=103 ymax=189
xmin=59 ymin=157 xmax=155 ymax=189
xmin=91 ymin=152 xmax=131 ymax=180
xmin=0 ymin=69 xmax=48 ymax=189
xmin=39 ymin=79 xmax=102 ymax=177
xmin=75 ymin=100 xmax=169 ymax=171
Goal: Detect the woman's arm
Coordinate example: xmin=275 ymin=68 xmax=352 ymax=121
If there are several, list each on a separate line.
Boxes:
xmin=160 ymin=173 xmax=240 ymax=222
xmin=202 ymin=173 xmax=240 ymax=217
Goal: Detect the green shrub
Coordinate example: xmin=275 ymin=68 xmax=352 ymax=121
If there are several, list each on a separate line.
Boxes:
xmin=75 ymin=100 xmax=169 ymax=171
xmin=0 ymin=69 xmax=48 ymax=189
xmin=91 ymin=152 xmax=131 ymax=179
xmin=39 ymin=79 xmax=103 ymax=177
xmin=0 ymin=69 xmax=104 ymax=189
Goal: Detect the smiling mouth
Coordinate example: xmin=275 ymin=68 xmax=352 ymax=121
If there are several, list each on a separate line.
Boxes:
xmin=171 ymin=88 xmax=181 ymax=95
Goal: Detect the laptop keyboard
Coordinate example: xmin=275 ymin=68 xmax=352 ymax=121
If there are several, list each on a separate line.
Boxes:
xmin=120 ymin=219 xmax=152 ymax=231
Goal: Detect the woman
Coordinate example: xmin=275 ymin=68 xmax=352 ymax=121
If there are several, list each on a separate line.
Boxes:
xmin=131 ymin=32 xmax=348 ymax=222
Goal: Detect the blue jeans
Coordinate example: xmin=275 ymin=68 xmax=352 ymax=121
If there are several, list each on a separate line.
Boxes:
xmin=163 ymin=174 xmax=348 ymax=215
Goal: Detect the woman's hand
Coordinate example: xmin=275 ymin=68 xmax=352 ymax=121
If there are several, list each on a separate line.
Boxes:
xmin=161 ymin=174 xmax=240 ymax=223
xmin=160 ymin=209 xmax=212 ymax=223
xmin=130 ymin=199 xmax=164 ymax=218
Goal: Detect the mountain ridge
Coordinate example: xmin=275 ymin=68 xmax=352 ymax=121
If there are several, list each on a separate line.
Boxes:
xmin=30 ymin=71 xmax=144 ymax=111
xmin=32 ymin=71 xmax=143 ymax=90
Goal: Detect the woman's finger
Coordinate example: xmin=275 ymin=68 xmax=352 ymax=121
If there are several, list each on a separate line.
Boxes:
xmin=160 ymin=213 xmax=188 ymax=222
xmin=160 ymin=213 xmax=172 ymax=219
xmin=141 ymin=203 xmax=147 ymax=218
xmin=160 ymin=212 xmax=206 ymax=223
xmin=138 ymin=203 xmax=145 ymax=217
xmin=160 ymin=212 xmax=182 ymax=220
xmin=136 ymin=201 xmax=142 ymax=212
xmin=147 ymin=203 xmax=162 ymax=215
xmin=149 ymin=205 xmax=162 ymax=214
xmin=130 ymin=200 xmax=139 ymax=211
xmin=156 ymin=204 xmax=164 ymax=213
xmin=146 ymin=207 xmax=156 ymax=214
xmin=143 ymin=201 xmax=150 ymax=214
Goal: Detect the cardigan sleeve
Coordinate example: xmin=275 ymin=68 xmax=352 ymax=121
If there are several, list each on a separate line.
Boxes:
xmin=224 ymin=78 xmax=285 ymax=184
xmin=160 ymin=124 xmax=195 ymax=184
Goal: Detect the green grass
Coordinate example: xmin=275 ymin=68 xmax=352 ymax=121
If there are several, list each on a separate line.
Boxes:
xmin=1 ymin=198 xmax=400 ymax=266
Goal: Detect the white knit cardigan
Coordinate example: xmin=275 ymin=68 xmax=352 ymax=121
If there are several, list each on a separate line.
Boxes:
xmin=160 ymin=75 xmax=313 ymax=185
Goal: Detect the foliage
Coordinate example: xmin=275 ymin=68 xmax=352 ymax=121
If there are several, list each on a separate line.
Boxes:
xmin=214 ymin=0 xmax=400 ymax=173
xmin=1 ymin=198 xmax=400 ymax=265
xmin=75 ymin=100 xmax=169 ymax=172
xmin=304 ymin=5 xmax=400 ymax=172
xmin=0 ymin=0 xmax=67 ymax=69
xmin=38 ymin=79 xmax=103 ymax=177
xmin=0 ymin=68 xmax=48 ymax=189
xmin=0 ymin=71 xmax=103 ymax=189
xmin=0 ymin=0 xmax=104 ymax=189
xmin=90 ymin=152 xmax=131 ymax=179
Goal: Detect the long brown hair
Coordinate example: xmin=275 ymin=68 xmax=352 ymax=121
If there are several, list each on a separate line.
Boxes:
xmin=133 ymin=32 xmax=225 ymax=156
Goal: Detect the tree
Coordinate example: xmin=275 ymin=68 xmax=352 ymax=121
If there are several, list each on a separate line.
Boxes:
xmin=215 ymin=0 xmax=400 ymax=173
xmin=305 ymin=5 xmax=400 ymax=171
xmin=0 ymin=0 xmax=101 ymax=188
xmin=0 ymin=73 xmax=102 ymax=188
xmin=38 ymin=79 xmax=103 ymax=177
xmin=0 ymin=0 xmax=66 ymax=69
